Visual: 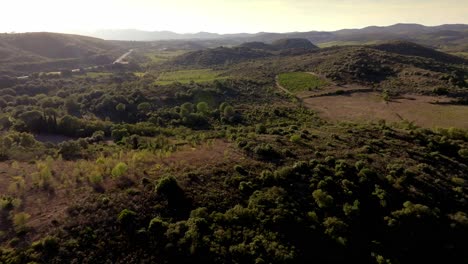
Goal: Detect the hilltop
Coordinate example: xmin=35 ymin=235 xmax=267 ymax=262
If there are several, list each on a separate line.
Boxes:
xmin=168 ymin=46 xmax=271 ymax=67
xmin=224 ymin=40 xmax=467 ymax=93
xmin=169 ymin=38 xmax=318 ymax=66
xmin=371 ymin=41 xmax=467 ymax=64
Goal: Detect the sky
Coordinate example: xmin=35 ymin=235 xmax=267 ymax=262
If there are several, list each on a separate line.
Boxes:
xmin=1 ymin=0 xmax=467 ymax=34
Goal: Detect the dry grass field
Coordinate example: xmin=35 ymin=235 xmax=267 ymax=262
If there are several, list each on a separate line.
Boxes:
xmin=304 ymin=92 xmax=468 ymax=129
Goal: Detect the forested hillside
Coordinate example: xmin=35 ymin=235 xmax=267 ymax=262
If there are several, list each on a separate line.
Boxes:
xmin=0 ymin=32 xmax=466 ymax=264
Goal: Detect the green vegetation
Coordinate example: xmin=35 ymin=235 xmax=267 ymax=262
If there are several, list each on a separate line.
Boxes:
xmin=155 ymin=69 xmax=227 ymax=85
xmin=0 ymin=33 xmax=467 ymax=264
xmin=317 ymin=40 xmax=379 ymax=48
xmin=144 ymin=50 xmax=187 ymax=65
xmin=278 ymin=72 xmax=329 ymax=93
xmin=80 ymin=72 xmax=113 ymax=78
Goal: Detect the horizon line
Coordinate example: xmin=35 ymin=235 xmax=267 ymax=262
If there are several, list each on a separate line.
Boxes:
xmin=2 ymin=22 xmax=468 ymax=36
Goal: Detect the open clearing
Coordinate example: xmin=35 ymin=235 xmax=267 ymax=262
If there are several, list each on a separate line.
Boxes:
xmin=155 ymin=69 xmax=227 ymax=85
xmin=277 ymin=72 xmax=328 ymax=93
xmin=304 ymin=92 xmax=468 ymax=129
xmin=145 ymin=50 xmax=187 ymax=65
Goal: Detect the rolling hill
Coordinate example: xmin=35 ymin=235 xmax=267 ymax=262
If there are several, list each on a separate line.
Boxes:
xmin=169 ymin=38 xmax=318 ymax=66
xmin=168 ymin=46 xmax=271 ymax=67
xmin=371 ymin=41 xmax=467 ymax=64
xmin=0 ymin=32 xmax=123 ymax=74
xmin=226 ymin=40 xmax=468 ymax=93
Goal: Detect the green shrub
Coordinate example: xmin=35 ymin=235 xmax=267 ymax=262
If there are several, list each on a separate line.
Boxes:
xmin=290 ymin=134 xmax=301 ymax=143
xmin=451 ymin=177 xmax=465 ymax=186
xmin=323 ymin=217 xmax=348 ymax=244
xmin=0 ymin=197 xmax=15 ymax=211
xmin=115 ymin=103 xmax=126 ymax=112
xmin=38 ymin=236 xmax=59 ymax=255
xmin=58 ymin=140 xmax=83 ymax=160
xmin=358 ymin=168 xmax=376 ymax=180
xmin=155 ymin=176 xmax=186 ymax=207
xmin=111 ymin=162 xmax=128 ymax=178
xmin=458 ymin=148 xmax=468 ymax=159
xmin=12 ymin=212 xmax=31 ymax=233
xmin=156 ymin=176 xmax=180 ymax=195
xmin=253 ymin=144 xmax=280 ymax=159
xmin=343 ymin=200 xmax=360 ymax=216
xmin=234 ymin=165 xmax=248 ymax=175
xmin=239 ymin=181 xmax=254 ymax=194
xmin=148 ymin=217 xmax=168 ymax=237
xmin=117 ymin=209 xmax=137 ymax=232
xmin=111 ymin=128 xmax=130 ymax=142
xmin=312 ymin=189 xmax=334 ymax=208
xmin=255 ymin=124 xmax=267 ymax=134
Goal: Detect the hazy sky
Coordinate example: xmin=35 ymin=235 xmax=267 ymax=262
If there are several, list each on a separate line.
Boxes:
xmin=1 ymin=0 xmax=467 ymax=33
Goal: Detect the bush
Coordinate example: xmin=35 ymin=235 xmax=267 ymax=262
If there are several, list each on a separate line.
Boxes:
xmin=58 ymin=140 xmax=83 ymax=160
xmin=111 ymin=162 xmax=128 ymax=178
xmin=323 ymin=217 xmax=348 ymax=244
xmin=90 ymin=130 xmax=105 ymax=142
xmin=12 ymin=212 xmax=31 ymax=233
xmin=255 ymin=124 xmax=267 ymax=134
xmin=155 ymin=176 xmax=186 ymax=207
xmin=117 ymin=209 xmax=137 ymax=232
xmin=156 ymin=176 xmax=181 ymax=196
xmin=148 ymin=217 xmax=168 ymax=236
xmin=290 ymin=134 xmax=301 ymax=143
xmin=253 ymin=144 xmax=280 ymax=159
xmin=196 ymin=102 xmax=210 ymax=115
xmin=458 ymin=148 xmax=468 ymax=159
xmin=234 ymin=165 xmax=248 ymax=175
xmin=312 ymin=189 xmax=334 ymax=208
xmin=34 ymin=236 xmax=59 ymax=255
xmin=111 ymin=128 xmax=130 ymax=142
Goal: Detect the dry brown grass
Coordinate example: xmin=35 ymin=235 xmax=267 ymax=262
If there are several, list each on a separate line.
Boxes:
xmin=0 ymin=139 xmax=243 ymax=237
xmin=304 ymin=92 xmax=468 ymax=129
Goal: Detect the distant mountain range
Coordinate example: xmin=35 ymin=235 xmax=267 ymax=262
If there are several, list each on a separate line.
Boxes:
xmin=1 ymin=23 xmax=467 ymax=74
xmin=88 ymin=29 xmax=254 ymax=41
xmin=89 ymin=23 xmax=468 ymax=41
xmin=86 ymin=23 xmax=468 ymax=52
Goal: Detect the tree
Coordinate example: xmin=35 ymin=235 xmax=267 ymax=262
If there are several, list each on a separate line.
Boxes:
xmin=156 ymin=176 xmax=186 ymax=207
xmin=90 ymin=130 xmax=105 ymax=142
xmin=196 ymin=102 xmax=209 ymax=115
xmin=137 ymin=102 xmax=151 ymax=113
xmin=58 ymin=115 xmax=81 ymax=136
xmin=148 ymin=217 xmax=168 ymax=239
xmin=111 ymin=128 xmax=129 ymax=142
xmin=180 ymin=102 xmax=194 ymax=117
xmin=58 ymin=140 xmax=83 ymax=160
xmin=223 ymin=105 xmax=235 ymax=120
xmin=17 ymin=110 xmax=45 ymax=133
xmin=117 ymin=209 xmax=137 ymax=233
xmin=65 ymin=97 xmax=81 ymax=116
